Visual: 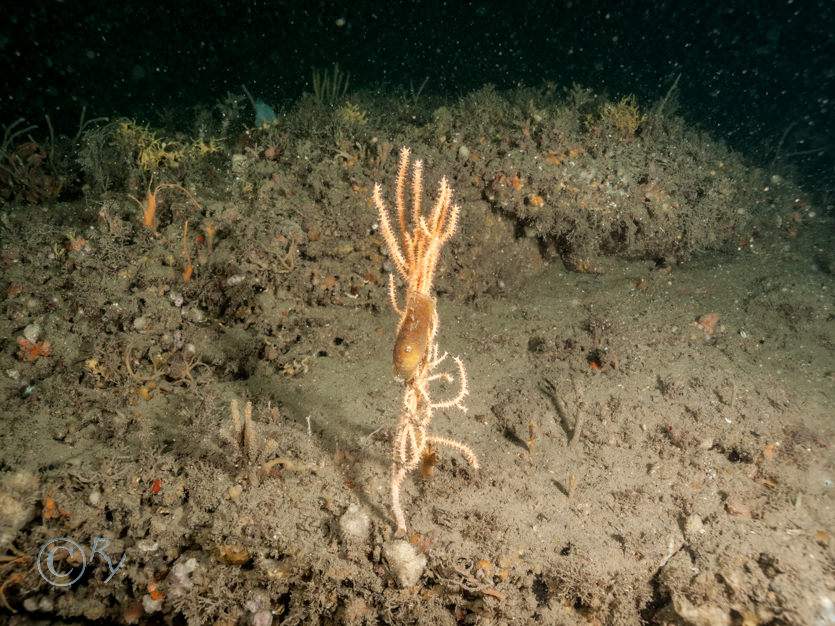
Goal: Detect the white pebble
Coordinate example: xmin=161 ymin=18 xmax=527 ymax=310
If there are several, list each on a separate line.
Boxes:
xmin=339 ymin=504 xmax=371 ymax=546
xmin=384 ymin=540 xmax=426 ymax=587
xmin=23 ymin=323 xmax=41 ymax=344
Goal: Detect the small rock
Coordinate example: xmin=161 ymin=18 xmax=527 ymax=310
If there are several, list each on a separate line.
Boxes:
xmin=136 ymin=539 xmax=160 ymax=552
xmin=339 ymin=504 xmax=371 ymax=547
xmin=673 ymin=593 xmax=729 ymax=626
xmin=252 ymin=611 xmax=273 ymax=626
xmin=142 ymin=594 xmax=163 ymax=614
xmin=684 ymin=514 xmax=704 ymax=538
xmin=124 ymin=601 xmax=143 ymax=624
xmin=186 ymin=307 xmax=206 ymax=323
xmin=23 ymin=323 xmax=41 ymax=344
xmin=384 ymin=540 xmax=426 ymax=587
xmin=253 ymin=610 xmax=273 ymax=626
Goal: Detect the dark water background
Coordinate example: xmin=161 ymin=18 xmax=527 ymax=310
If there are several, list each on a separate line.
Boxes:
xmin=1 ymin=0 xmax=832 ymax=198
